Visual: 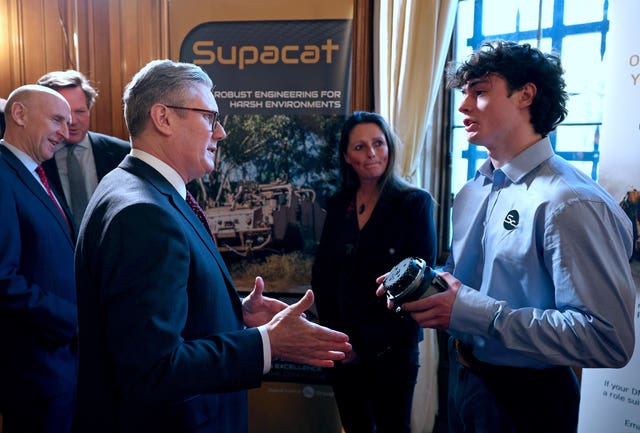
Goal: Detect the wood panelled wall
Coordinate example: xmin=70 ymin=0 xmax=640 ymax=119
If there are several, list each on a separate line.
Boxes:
xmin=351 ymin=0 xmax=373 ymax=112
xmin=0 ymin=0 xmax=371 ymax=140
xmin=0 ymin=0 xmax=169 ymax=140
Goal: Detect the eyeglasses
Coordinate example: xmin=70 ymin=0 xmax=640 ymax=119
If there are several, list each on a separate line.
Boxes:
xmin=165 ymin=105 xmax=220 ymax=132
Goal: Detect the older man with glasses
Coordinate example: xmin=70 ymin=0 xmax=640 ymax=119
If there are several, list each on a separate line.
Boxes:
xmin=73 ymin=59 xmax=351 ymax=433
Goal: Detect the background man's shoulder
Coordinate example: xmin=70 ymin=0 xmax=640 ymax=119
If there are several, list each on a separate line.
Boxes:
xmin=88 ymin=131 xmax=131 ymax=149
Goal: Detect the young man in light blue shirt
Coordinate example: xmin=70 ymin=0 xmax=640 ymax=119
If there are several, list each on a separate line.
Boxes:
xmin=379 ymin=40 xmax=636 ymax=433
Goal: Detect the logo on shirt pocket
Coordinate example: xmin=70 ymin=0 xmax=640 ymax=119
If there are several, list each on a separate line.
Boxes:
xmin=503 ymin=210 xmax=519 ymax=231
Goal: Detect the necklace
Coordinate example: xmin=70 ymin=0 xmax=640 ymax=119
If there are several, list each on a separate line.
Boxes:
xmin=356 ymin=189 xmax=380 ymax=216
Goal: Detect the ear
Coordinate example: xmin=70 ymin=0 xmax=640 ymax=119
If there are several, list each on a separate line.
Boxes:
xmin=149 ymin=103 xmax=173 ymax=136
xmin=10 ymin=102 xmax=27 ymax=126
xmin=518 ymin=82 xmax=537 ymax=108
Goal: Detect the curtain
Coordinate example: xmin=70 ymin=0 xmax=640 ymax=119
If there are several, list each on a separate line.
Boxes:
xmin=373 ymin=1 xmax=457 ymax=431
xmin=374 ymin=0 xmax=456 ymax=189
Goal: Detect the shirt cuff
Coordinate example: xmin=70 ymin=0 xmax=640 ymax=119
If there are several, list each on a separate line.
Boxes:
xmin=258 ymin=325 xmax=272 ymax=374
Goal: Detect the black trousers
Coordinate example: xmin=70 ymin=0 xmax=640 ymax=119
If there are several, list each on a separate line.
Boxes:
xmin=1 ymin=391 xmax=75 ymax=433
xmin=327 ymin=347 xmax=419 ymax=433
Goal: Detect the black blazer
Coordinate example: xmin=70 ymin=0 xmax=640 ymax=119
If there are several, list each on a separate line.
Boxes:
xmin=74 ymin=156 xmax=264 ymax=433
xmin=312 ymin=180 xmax=437 ymax=358
xmin=0 ymin=146 xmax=77 ymax=405
xmin=42 ymin=131 xmax=130 ymax=208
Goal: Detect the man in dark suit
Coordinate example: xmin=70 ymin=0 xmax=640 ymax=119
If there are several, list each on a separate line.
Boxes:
xmin=37 ymin=70 xmax=130 ymax=228
xmin=0 ymin=85 xmax=76 ymax=433
xmin=74 ymin=59 xmax=351 ymax=433
xmin=0 ymin=97 xmax=6 ymax=138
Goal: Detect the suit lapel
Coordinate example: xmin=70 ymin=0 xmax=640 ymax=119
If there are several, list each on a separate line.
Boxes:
xmin=41 ymin=154 xmax=66 ymax=206
xmin=121 ymin=157 xmax=239 ymax=298
xmin=171 ymin=193 xmax=234 ymax=280
xmin=89 ymin=132 xmax=110 ymax=179
xmin=1 ymin=147 xmax=75 ymax=245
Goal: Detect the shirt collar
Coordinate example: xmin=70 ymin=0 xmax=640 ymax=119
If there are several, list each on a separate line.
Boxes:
xmin=0 ymin=139 xmax=39 ymax=173
xmin=71 ymin=134 xmax=90 ymax=150
xmin=55 ymin=134 xmax=90 ymax=154
xmin=475 ymin=137 xmax=554 ymax=185
xmin=130 ymin=148 xmax=186 ymax=198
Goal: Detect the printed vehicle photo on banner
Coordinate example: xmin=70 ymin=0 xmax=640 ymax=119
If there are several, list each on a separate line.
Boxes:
xmin=178 ymin=18 xmax=352 ymax=303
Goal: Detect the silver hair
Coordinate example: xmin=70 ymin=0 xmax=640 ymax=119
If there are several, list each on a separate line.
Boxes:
xmin=123 ymin=59 xmax=213 ymax=138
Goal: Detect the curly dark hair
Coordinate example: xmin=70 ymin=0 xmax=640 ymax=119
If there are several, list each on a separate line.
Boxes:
xmin=446 ymin=40 xmax=568 ymax=137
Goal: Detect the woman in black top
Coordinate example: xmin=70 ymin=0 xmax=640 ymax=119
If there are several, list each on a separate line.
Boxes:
xmin=312 ymin=111 xmax=437 ymax=433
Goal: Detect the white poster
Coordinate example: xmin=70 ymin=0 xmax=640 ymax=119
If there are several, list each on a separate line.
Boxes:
xmin=577 ymin=0 xmax=640 ymax=432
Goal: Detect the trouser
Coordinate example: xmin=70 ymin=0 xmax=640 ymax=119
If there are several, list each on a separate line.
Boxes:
xmin=328 ymin=347 xmax=419 ymax=433
xmin=448 ymin=338 xmax=580 ymax=433
xmin=1 ymin=391 xmax=75 ymax=433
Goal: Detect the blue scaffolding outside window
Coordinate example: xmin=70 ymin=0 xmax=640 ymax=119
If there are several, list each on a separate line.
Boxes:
xmin=450 ymin=0 xmax=609 ymax=193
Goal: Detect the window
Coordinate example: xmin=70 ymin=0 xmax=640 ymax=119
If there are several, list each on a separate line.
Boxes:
xmin=449 ymin=0 xmax=609 ymax=198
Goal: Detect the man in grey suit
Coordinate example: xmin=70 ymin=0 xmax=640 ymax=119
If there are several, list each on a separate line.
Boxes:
xmin=37 ymin=70 xmax=130 ymax=228
xmin=74 ymin=59 xmax=351 ymax=433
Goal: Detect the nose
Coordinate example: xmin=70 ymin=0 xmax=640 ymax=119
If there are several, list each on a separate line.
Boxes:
xmin=59 ymin=122 xmax=70 ymax=140
xmin=213 ymin=122 xmax=227 ymax=140
xmin=367 ymin=145 xmax=376 ymax=158
xmin=458 ymin=94 xmax=472 ymax=114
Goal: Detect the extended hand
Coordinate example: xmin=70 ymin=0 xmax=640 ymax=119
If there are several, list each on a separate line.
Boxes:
xmin=267 ymin=290 xmax=351 ymax=368
xmin=242 ymin=276 xmax=289 ymax=328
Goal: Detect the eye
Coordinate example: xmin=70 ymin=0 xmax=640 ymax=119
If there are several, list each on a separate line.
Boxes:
xmin=202 ymin=112 xmax=214 ymax=124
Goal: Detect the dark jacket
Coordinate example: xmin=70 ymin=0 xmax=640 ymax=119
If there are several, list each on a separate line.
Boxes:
xmin=74 ymin=156 xmax=264 ymax=433
xmin=0 ymin=146 xmax=77 ymax=406
xmin=312 ymin=180 xmax=437 ymax=358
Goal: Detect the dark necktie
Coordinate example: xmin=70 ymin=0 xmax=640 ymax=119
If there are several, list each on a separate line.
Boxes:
xmin=35 ymin=165 xmax=72 ymax=233
xmin=66 ymin=144 xmax=89 ymax=228
xmin=186 ymin=191 xmax=216 ymax=245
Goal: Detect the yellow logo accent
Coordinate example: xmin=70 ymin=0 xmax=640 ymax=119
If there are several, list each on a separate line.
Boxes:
xmin=192 ymin=39 xmax=340 ymax=70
